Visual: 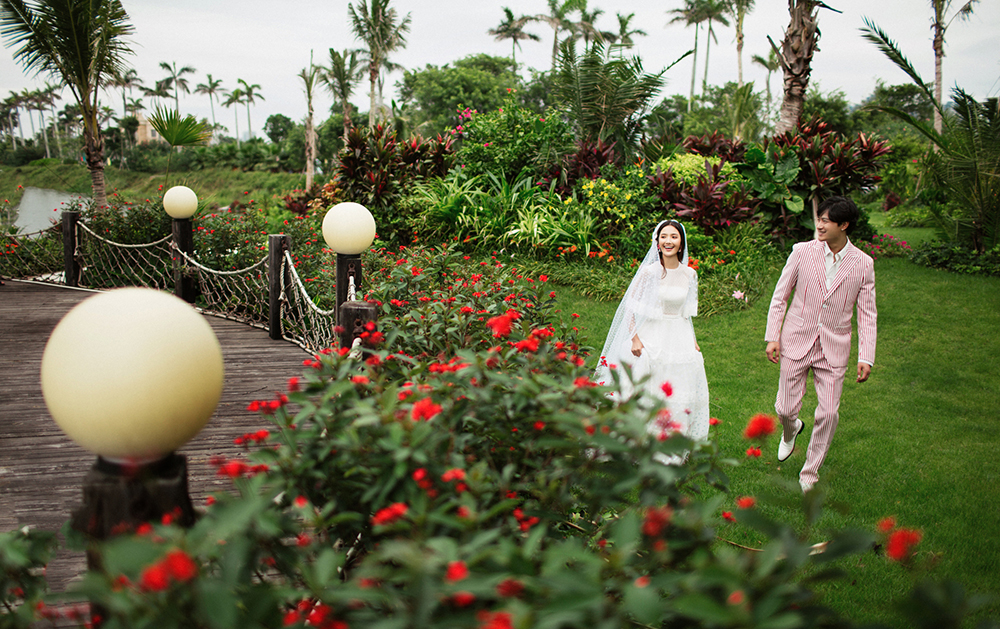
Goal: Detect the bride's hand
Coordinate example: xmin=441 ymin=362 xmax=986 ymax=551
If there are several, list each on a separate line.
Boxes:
xmin=695 ymin=342 xmax=701 ymax=352
xmin=631 ymin=336 xmax=644 ymax=357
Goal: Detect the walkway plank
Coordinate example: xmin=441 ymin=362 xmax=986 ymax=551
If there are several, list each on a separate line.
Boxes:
xmin=0 ymin=280 xmax=308 ymax=592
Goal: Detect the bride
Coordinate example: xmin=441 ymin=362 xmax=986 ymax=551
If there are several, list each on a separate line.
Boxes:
xmin=593 ymin=219 xmax=710 ymax=445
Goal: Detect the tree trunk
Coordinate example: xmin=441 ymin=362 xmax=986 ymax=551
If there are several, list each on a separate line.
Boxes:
xmin=775 ymin=0 xmax=821 ymax=136
xmin=305 ymin=105 xmax=315 ymax=190
xmin=811 ymin=193 xmax=820 ymax=240
xmin=368 ymin=62 xmax=379 ymax=128
xmin=932 ymin=21 xmax=944 ymax=135
xmin=84 ymin=120 xmax=108 ymax=208
xmin=703 ymin=21 xmax=712 ymax=92
xmin=688 ymin=24 xmax=699 ymax=112
xmin=736 ymin=13 xmax=745 ymax=86
xmin=39 ymin=111 xmax=51 ymax=158
xmin=551 ymin=25 xmax=560 ymax=71
xmin=342 ymin=99 xmax=352 ymax=143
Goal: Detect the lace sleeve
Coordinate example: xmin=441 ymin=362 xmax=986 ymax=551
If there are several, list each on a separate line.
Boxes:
xmin=682 ymin=267 xmax=698 ymax=318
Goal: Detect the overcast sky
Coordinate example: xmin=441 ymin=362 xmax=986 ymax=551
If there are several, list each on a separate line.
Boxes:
xmin=2 ymin=0 xmax=998 ymax=140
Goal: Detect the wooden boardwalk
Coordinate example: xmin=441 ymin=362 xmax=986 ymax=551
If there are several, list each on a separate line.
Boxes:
xmin=0 ymin=280 xmax=309 ymax=591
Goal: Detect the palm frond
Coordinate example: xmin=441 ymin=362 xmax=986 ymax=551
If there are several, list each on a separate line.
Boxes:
xmin=859 ymin=17 xmax=938 ymax=116
xmin=148 ymin=106 xmax=210 ymax=147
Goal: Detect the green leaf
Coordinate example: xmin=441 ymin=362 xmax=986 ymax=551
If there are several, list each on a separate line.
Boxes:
xmin=148 ymin=106 xmax=211 ymax=148
xmin=623 ymin=581 xmax=661 ymax=625
xmin=671 ymin=592 xmax=734 ymax=623
xmin=812 ymin=528 xmax=876 ymax=564
xmin=195 ymin=579 xmax=239 ymax=629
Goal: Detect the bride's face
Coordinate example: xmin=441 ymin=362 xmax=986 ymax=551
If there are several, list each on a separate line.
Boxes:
xmin=658 ymin=225 xmax=682 ymax=261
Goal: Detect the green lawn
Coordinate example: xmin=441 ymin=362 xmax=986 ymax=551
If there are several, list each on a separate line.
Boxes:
xmin=556 ymin=228 xmax=1000 ymax=626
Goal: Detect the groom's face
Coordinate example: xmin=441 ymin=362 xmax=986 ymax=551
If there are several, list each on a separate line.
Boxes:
xmin=817 ymin=211 xmax=848 ymax=244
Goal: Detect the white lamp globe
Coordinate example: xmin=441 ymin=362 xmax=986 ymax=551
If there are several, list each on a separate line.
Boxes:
xmin=163 ymin=185 xmax=199 ymax=219
xmin=322 ymin=202 xmax=376 ymax=255
xmin=41 ymin=288 xmax=224 ymax=464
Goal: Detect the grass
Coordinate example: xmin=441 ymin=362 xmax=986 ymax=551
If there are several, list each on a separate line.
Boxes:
xmin=554 ymin=225 xmax=1000 ymax=627
xmin=0 ymin=163 xmax=307 ymax=213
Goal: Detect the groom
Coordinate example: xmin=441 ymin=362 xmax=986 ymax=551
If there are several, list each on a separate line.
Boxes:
xmin=764 ymin=196 xmax=877 ymax=493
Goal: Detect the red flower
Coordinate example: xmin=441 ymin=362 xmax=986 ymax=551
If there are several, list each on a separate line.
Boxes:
xmin=727 ymin=590 xmax=745 ymax=605
xmin=445 ymin=560 xmax=469 ymax=582
xmin=660 ymin=381 xmax=673 ymax=397
xmin=457 ymin=506 xmax=472 ymax=519
xmin=139 ymin=562 xmax=170 ymax=592
xmin=496 ymin=578 xmax=524 ymax=598
xmin=743 ymin=413 xmax=776 ymax=439
xmin=736 ymin=496 xmax=756 ymax=509
xmin=641 ymin=506 xmax=672 ymax=537
xmin=451 ymin=591 xmax=476 ymax=607
xmin=163 ymin=550 xmax=197 ymax=582
xmin=573 ymin=376 xmax=595 ymax=388
xmin=136 ymin=522 xmax=153 ymax=536
xmin=294 ymin=495 xmax=309 ymax=508
xmin=634 ymin=575 xmax=650 ymax=588
xmin=287 ymin=377 xmax=300 ymax=392
xmin=709 ymin=417 xmax=721 ymax=426
xmin=442 ymin=468 xmax=466 ymax=482
xmin=722 ymin=511 xmax=736 ymax=522
xmin=539 ymin=274 xmax=548 ymax=282
xmin=371 ymin=502 xmax=408 ymax=526
xmin=296 ymin=533 xmax=312 ymax=547
xmin=477 ymin=611 xmax=514 ymax=629
xmin=745 ymin=446 xmax=762 ymax=458
xmin=351 ymin=375 xmax=370 ymax=385
xmin=513 ymin=337 xmax=539 ymax=353
xmin=486 ymin=314 xmax=513 ymax=337
xmin=412 ymin=397 xmax=442 ymax=421
xmin=534 ymin=421 xmax=545 ymax=431
xmin=877 ymin=517 xmax=896 ymax=533
xmin=886 ymin=528 xmax=922 ymax=561
xmin=283 ymin=610 xmax=301 ymax=626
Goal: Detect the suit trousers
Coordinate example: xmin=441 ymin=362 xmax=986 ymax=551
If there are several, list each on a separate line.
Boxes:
xmin=775 ymin=337 xmax=848 ymax=486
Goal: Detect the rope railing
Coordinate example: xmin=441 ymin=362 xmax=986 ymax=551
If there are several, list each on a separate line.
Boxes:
xmin=0 ymin=225 xmax=64 ymax=283
xmin=77 ymin=221 xmax=174 ymax=291
xmin=281 ymin=249 xmax=337 ymax=352
xmin=2 ymin=211 xmax=350 ymax=354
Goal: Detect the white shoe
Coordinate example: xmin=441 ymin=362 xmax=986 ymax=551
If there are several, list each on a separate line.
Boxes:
xmin=777 ymin=419 xmax=804 ymax=462
xmin=800 ymin=478 xmax=815 ymax=493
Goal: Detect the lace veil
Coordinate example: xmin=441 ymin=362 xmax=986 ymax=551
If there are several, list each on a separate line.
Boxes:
xmin=592 ymin=220 xmax=697 ymax=389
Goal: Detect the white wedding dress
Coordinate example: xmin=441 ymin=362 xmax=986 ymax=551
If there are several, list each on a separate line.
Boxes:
xmin=616 ymin=264 xmax=710 ymax=443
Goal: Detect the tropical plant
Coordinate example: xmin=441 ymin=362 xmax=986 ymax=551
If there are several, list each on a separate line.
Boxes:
xmin=158 ymin=60 xmax=195 ymax=113
xmin=751 ymin=48 xmax=780 ymax=127
xmin=698 ymin=0 xmax=730 ymax=92
xmin=147 ymin=106 xmax=210 ymax=183
xmin=236 ymin=78 xmax=263 ymax=140
xmin=298 ymin=60 xmax=319 ymax=190
xmin=612 ymin=11 xmax=646 ymax=53
xmin=727 ymin=0 xmax=755 ymax=85
xmin=487 ymin=6 xmax=539 ymax=68
xmin=667 ymin=0 xmax=706 ymax=112
xmin=552 ymin=39 xmax=669 ymax=161
xmin=194 ymin=74 xmax=223 ymax=140
xmin=0 ymin=0 xmax=135 ymax=208
xmin=453 ymin=93 xmax=572 ymax=183
xmin=320 ymin=48 xmax=364 ymax=141
xmin=222 ymin=87 xmax=244 ymax=149
xmin=862 ymin=20 xmax=999 ymax=253
xmin=532 ymin=0 xmax=585 ymax=71
xmin=348 ymin=0 xmax=412 ymax=127
xmin=928 ymin=0 xmax=979 ymax=134
xmin=772 ymin=0 xmax=840 ymax=135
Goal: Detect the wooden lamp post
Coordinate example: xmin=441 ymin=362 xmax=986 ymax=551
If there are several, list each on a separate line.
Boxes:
xmin=321 ymin=202 xmax=377 ymax=349
xmin=40 ymin=288 xmax=224 ymax=550
xmin=163 ymin=185 xmax=200 ymax=304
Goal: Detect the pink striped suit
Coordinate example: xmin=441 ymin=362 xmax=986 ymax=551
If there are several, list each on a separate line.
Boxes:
xmin=765 ymin=239 xmax=877 ymax=487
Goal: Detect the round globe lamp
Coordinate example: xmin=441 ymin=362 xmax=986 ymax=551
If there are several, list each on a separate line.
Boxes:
xmin=322 ymin=202 xmax=376 ymax=255
xmin=41 ymin=288 xmax=224 ymax=463
xmin=322 ymin=203 xmax=376 ymax=332
xmin=162 ymin=185 xmax=199 ymax=219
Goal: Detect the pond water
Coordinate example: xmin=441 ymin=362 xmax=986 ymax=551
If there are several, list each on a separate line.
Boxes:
xmin=12 ymin=187 xmax=87 ymax=234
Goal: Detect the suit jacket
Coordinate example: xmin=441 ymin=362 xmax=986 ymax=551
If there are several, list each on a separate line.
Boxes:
xmin=765 ymin=239 xmax=877 ymax=368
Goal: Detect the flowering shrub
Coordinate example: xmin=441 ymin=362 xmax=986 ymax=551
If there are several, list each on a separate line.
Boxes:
xmin=453 ymin=93 xmax=573 ymax=183
xmin=0 ymin=527 xmax=55 ymax=628
xmin=857 ymin=233 xmax=912 ymax=261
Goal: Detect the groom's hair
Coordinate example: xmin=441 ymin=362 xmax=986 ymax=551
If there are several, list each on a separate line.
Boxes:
xmin=818 ymin=196 xmax=860 ymax=234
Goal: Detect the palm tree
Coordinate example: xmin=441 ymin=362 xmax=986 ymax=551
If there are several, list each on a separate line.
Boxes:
xmin=109 ymin=67 xmax=141 ymax=118
xmin=699 ymin=0 xmax=730 ymax=92
xmin=929 ymin=0 xmax=979 ymax=134
xmin=667 ymin=0 xmax=707 ymax=112
xmin=533 ymin=0 xmax=585 ymax=71
xmin=348 ymin=0 xmax=412 ymax=128
xmin=320 ymin=48 xmax=364 ymax=141
xmin=0 ymin=0 xmax=133 ymax=207
xmin=751 ymin=48 xmax=779 ymax=124
xmin=222 ymin=87 xmax=244 ymax=148
xmin=141 ymin=79 xmax=172 ymax=111
xmin=298 ymin=60 xmax=319 ymax=190
xmin=159 ymin=61 xmax=196 ymax=113
xmin=727 ymin=0 xmax=755 ymax=86
xmin=236 ymin=78 xmax=263 ymax=139
xmin=487 ymin=7 xmax=539 ymax=69
xmin=126 ymin=96 xmax=144 ymax=117
xmin=613 ymin=12 xmax=647 ymax=54
xmin=574 ymin=6 xmax=615 ymax=51
xmin=772 ymin=0 xmax=839 ymax=135
xmin=2 ymin=93 xmax=20 ymax=148
xmin=194 ymin=74 xmax=223 ymax=140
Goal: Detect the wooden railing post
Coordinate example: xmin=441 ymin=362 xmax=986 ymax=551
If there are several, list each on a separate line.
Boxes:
xmin=171 ymin=218 xmax=198 ymax=303
xmin=268 ymin=234 xmax=291 ymax=340
xmin=61 ymin=211 xmax=80 ymax=287
xmin=335 ymin=253 xmax=363 ymax=329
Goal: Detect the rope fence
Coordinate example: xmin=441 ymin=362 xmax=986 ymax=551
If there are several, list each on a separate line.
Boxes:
xmin=1 ymin=211 xmax=342 ymax=354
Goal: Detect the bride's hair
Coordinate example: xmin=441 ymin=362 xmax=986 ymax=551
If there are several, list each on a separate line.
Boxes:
xmin=656 ymin=220 xmax=686 ymax=266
